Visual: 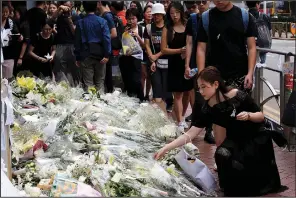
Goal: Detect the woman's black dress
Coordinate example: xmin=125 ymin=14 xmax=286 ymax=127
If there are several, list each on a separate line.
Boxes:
xmin=167 ymin=31 xmax=194 ymax=92
xmin=191 ymin=90 xmax=281 ymax=196
xmin=29 ymin=33 xmax=54 ymax=77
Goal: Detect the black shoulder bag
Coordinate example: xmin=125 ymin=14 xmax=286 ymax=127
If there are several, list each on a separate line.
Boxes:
xmin=81 ymin=19 xmax=104 ymax=60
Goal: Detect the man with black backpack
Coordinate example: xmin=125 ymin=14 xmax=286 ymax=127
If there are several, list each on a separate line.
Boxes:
xmin=196 ymin=0 xmax=257 ymax=148
xmin=246 ymin=1 xmax=272 ymax=64
xmin=185 ymin=1 xmax=215 ymax=144
xmin=98 ymin=1 xmax=124 ymax=93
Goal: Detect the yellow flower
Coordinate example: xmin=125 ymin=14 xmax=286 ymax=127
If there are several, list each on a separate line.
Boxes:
xmin=16 ymin=76 xmax=36 ymax=91
xmin=88 ymin=86 xmax=97 ymax=95
xmin=12 ymin=122 xmax=21 ymax=132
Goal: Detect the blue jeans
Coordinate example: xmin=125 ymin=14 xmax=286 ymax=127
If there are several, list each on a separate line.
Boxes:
xmin=259 ymin=52 xmax=267 ymax=64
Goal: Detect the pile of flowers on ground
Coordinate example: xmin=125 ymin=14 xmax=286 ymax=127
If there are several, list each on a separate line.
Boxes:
xmin=9 ymin=76 xmax=214 ymax=197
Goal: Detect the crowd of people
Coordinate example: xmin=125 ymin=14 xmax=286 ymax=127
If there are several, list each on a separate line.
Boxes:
xmin=2 ymin=1 xmax=283 ymax=197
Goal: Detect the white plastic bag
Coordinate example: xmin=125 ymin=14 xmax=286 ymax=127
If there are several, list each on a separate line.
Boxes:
xmin=43 ymin=119 xmax=59 ymax=139
xmin=175 ymin=149 xmax=216 ymax=193
xmin=175 ymin=136 xmax=216 ymax=194
xmin=121 ymin=32 xmax=143 ymax=60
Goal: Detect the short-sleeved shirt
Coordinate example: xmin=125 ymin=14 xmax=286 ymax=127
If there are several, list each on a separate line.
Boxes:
xmin=197 ymin=5 xmax=258 ymax=80
xmin=55 ymin=13 xmax=80 ymax=45
xmin=143 ymin=23 xmax=162 ymax=54
xmin=143 ymin=23 xmax=168 ymax=61
xmin=31 ymin=33 xmax=55 ymax=57
xmin=102 ymin=12 xmax=115 ymax=31
xmin=185 ymin=14 xmax=200 ymax=37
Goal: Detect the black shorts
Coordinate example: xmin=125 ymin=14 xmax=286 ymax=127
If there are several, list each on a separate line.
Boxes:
xmin=151 ymin=67 xmax=170 ymax=99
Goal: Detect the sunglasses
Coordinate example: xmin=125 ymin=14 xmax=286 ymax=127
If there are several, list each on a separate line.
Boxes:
xmin=196 ymin=1 xmax=207 ymax=5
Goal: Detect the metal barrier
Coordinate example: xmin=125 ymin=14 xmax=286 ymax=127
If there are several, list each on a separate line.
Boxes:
xmin=253 ymin=47 xmax=296 ymax=151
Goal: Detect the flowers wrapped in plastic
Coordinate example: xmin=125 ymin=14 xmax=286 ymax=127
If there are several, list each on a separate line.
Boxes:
xmin=9 ymin=77 xmax=216 ymax=197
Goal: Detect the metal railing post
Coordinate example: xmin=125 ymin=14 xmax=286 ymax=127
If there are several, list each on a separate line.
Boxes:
xmin=280 ymin=55 xmax=291 ymax=123
xmin=253 ymin=51 xmax=263 ymax=106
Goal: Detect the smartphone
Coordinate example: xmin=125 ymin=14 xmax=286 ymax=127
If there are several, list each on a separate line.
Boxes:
xmin=126 ymin=23 xmax=132 ymax=30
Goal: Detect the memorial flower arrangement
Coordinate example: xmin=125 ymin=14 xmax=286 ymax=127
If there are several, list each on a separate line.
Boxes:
xmin=9 ymin=77 xmax=214 ymax=197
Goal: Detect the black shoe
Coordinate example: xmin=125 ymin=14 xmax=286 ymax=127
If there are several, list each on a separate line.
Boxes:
xmin=166 ymin=105 xmax=173 ymax=113
xmin=185 ymin=114 xmax=192 ymax=122
xmin=204 ymin=128 xmax=215 ymax=144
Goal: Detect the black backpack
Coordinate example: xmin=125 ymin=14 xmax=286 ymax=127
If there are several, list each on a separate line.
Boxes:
xmin=102 ymin=12 xmax=124 ymax=50
xmin=254 ymin=13 xmax=272 ymax=48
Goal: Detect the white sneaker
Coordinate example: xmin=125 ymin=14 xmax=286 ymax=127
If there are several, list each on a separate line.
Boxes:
xmin=181 ymin=121 xmax=189 ymax=129
xmin=177 ymin=124 xmax=185 ymax=134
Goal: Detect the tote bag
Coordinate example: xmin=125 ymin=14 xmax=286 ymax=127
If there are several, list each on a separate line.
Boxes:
xmin=175 ymin=135 xmax=216 ymax=193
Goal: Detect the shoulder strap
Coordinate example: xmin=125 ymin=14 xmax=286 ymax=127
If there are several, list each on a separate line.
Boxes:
xmin=202 ymin=10 xmax=210 ymax=36
xmin=81 ymin=19 xmax=88 ymax=43
xmin=240 ymin=8 xmax=249 ymax=32
xmin=138 ymin=25 xmax=144 ymax=38
xmin=146 ymin=24 xmax=152 ymax=37
xmin=148 ymin=23 xmax=156 ymax=54
xmin=190 ymin=13 xmax=198 ymax=38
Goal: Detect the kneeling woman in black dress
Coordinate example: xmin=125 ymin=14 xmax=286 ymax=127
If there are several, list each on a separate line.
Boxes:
xmin=154 ymin=66 xmax=281 ymax=196
xmin=28 ymin=19 xmax=56 ymax=78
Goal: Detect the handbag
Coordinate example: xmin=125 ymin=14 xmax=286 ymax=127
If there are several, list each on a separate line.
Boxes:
xmin=174 ymin=135 xmax=217 ymax=194
xmin=282 ymin=90 xmax=296 ymax=127
xmin=81 ymin=19 xmax=103 ymax=60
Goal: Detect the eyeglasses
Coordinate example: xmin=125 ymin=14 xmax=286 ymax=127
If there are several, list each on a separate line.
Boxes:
xmin=196 ymin=1 xmax=207 ymax=5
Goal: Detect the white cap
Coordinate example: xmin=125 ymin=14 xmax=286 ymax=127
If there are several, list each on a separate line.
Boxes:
xmin=151 ymin=3 xmax=166 ymax=15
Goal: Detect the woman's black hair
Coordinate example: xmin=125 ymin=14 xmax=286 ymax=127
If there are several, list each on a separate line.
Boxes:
xmin=125 ymin=8 xmax=140 ymax=21
xmin=143 ymin=5 xmax=152 ymax=20
xmin=246 ymin=1 xmax=261 ymax=9
xmin=2 ymin=2 xmax=9 ymax=9
xmin=197 ymin=66 xmax=231 ymax=103
xmin=165 ymin=2 xmax=186 ymax=43
xmin=15 ymin=6 xmax=27 ymax=23
xmin=131 ymin=1 xmax=143 ymax=20
xmin=43 ymin=18 xmax=54 ymax=29
xmin=144 ymin=1 xmax=154 ymax=6
xmin=111 ymin=1 xmax=124 ymax=12
xmin=49 ymin=2 xmax=58 ymax=8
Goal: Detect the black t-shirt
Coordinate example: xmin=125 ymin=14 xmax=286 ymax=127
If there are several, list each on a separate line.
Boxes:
xmin=185 ymin=14 xmax=200 ymax=37
xmin=27 ymin=7 xmax=47 ymax=38
xmin=55 ymin=14 xmax=80 ymax=45
xmin=31 ymin=33 xmax=55 ymax=57
xmin=143 ymin=23 xmax=162 ymax=54
xmin=143 ymin=23 xmax=168 ymax=60
xmin=197 ymin=5 xmax=258 ymax=80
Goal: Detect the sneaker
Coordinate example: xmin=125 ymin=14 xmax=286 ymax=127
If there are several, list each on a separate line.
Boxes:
xmin=204 ymin=128 xmax=215 ymax=144
xmin=177 ymin=124 xmax=185 ymax=134
xmin=185 ymin=114 xmax=192 ymax=122
xmin=181 ymin=121 xmax=189 ymax=129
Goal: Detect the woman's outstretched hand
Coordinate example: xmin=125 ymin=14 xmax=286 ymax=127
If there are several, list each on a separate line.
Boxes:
xmin=153 ymin=146 xmax=168 ymax=160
